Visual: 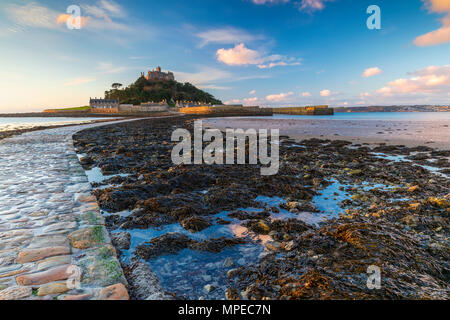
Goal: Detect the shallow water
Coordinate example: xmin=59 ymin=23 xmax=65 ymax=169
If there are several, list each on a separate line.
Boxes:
xmin=0 ymin=117 xmax=116 ymax=132
xmin=266 ymin=112 xmax=450 ymax=121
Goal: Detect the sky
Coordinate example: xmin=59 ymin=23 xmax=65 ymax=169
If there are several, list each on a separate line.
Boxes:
xmin=0 ymin=0 xmax=449 ymax=112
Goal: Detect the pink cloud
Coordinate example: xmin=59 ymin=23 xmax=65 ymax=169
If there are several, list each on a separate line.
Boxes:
xmin=216 ymin=43 xmax=263 ymax=65
xmin=216 ymin=43 xmax=300 ymax=68
xmin=414 ymin=0 xmax=450 ymax=46
xmin=266 ymin=92 xmax=294 ymax=102
xmin=362 ymin=67 xmax=383 ymax=78
xmin=320 ymin=89 xmax=331 ymax=97
xmin=376 ymin=65 xmax=450 ymax=95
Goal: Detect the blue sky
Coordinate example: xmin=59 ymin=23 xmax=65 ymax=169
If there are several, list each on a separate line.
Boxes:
xmin=0 ymin=0 xmax=449 ymax=112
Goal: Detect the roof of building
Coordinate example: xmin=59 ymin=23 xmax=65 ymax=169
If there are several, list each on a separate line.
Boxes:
xmin=90 ymin=99 xmax=119 ymax=103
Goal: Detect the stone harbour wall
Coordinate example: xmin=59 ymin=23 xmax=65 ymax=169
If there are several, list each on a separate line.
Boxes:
xmin=178 ymin=105 xmax=273 ymax=116
xmin=0 ymin=121 xmax=137 ymax=300
xmin=273 ymin=106 xmax=334 ymax=115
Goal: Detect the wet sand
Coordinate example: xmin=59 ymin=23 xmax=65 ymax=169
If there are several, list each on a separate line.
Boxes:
xmin=204 ymin=118 xmax=450 ymax=150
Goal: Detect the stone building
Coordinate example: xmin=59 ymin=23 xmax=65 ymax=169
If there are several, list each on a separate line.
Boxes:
xmin=89 ymin=98 xmax=120 ymax=113
xmin=141 ymin=66 xmax=175 ymax=81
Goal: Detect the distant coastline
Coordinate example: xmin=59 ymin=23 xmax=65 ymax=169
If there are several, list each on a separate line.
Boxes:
xmin=334 ymin=105 xmax=449 ymax=113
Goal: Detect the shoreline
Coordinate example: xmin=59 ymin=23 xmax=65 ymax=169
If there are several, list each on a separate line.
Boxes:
xmin=0 ymin=118 xmax=126 ymax=142
xmin=204 ymin=117 xmax=450 ymax=150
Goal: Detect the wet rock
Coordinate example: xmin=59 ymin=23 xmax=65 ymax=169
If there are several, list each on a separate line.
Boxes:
xmin=0 ymin=286 xmax=32 ymax=300
xmin=37 ymin=282 xmax=70 ymax=296
xmin=111 ymin=232 xmax=131 ymax=250
xmin=246 ymin=220 xmax=271 ymax=235
xmin=223 ymin=257 xmax=235 ymax=268
xmin=16 ymin=246 xmax=70 ymax=264
xmin=204 ymin=284 xmax=216 ymax=293
xmin=16 ymin=265 xmax=78 ymax=286
xmin=135 ymin=233 xmax=190 ymax=259
xmin=265 ymin=241 xmax=281 ymax=252
xmin=98 ymin=283 xmax=129 ymax=300
xmin=180 ymin=216 xmax=211 ymax=232
xmin=125 ymin=261 xmax=173 ymax=300
xmin=190 ymin=238 xmax=247 ymax=253
xmin=68 ymin=226 xmax=107 ymax=249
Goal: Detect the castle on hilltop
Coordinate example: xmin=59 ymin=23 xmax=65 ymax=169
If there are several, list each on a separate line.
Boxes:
xmin=140 ymin=66 xmax=175 ymax=81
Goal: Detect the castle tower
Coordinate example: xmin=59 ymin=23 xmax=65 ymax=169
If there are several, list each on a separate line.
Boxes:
xmin=156 ymin=66 xmax=161 ymax=72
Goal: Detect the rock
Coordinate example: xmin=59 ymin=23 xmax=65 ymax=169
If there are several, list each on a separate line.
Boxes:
xmin=408 ymin=203 xmax=422 ymax=211
xmin=37 ymin=282 xmax=70 ymax=296
xmin=0 ymin=265 xmax=31 ymax=279
xmin=408 ymin=185 xmax=420 ymax=192
xmin=80 ymin=253 xmax=126 ymax=287
xmin=127 ymin=261 xmax=173 ymax=300
xmin=427 ymin=197 xmax=449 ymax=209
xmin=223 ymin=257 xmax=235 ymax=268
xmin=75 ymin=193 xmax=97 ymax=204
xmin=227 ymin=269 xmax=238 ymax=279
xmin=42 ymin=221 xmax=77 ymax=233
xmin=16 ymin=246 xmax=70 ymax=263
xmin=265 ymin=241 xmax=281 ymax=252
xmin=204 ymin=284 xmax=216 ymax=293
xmin=180 ymin=216 xmax=211 ymax=232
xmin=286 ymin=202 xmax=299 ymax=210
xmin=402 ymin=215 xmax=419 ymax=227
xmin=348 ymin=169 xmax=362 ymax=176
xmin=248 ymin=221 xmax=271 ymax=234
xmin=29 ymin=211 xmax=49 ymax=217
xmin=79 ymin=156 xmax=94 ymax=166
xmin=111 ymin=232 xmax=131 ymax=250
xmin=63 ymin=293 xmax=91 ymax=300
xmin=16 ymin=264 xmax=78 ymax=286
xmin=98 ymin=283 xmax=129 ymax=300
xmin=135 ymin=233 xmax=190 ymax=259
xmin=0 ymin=286 xmax=32 ymax=300
xmin=37 ymin=255 xmax=72 ymax=271
xmin=283 ymin=240 xmax=295 ymax=251
xmin=68 ymin=226 xmax=106 ymax=249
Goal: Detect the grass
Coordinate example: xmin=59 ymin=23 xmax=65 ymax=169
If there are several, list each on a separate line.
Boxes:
xmin=45 ymin=106 xmax=90 ymax=112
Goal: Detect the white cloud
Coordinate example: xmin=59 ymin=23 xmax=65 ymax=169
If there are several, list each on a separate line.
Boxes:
xmin=266 ymin=91 xmax=294 ymax=102
xmin=196 ymin=27 xmax=261 ymax=47
xmin=4 ymin=2 xmax=60 ymax=30
xmin=302 ymin=92 xmax=312 ymax=97
xmin=320 ymin=89 xmax=331 ymax=97
xmin=4 ymin=1 xmax=131 ymax=33
xmin=362 ymin=67 xmax=383 ymax=78
xmin=97 ymin=62 xmax=127 ymax=74
xmin=216 ymin=43 xmax=300 ymax=68
xmin=249 ymin=90 xmax=256 ymax=95
xmin=414 ymin=0 xmax=450 ymax=46
xmin=297 ymin=0 xmax=334 ymax=12
xmin=251 ymin=0 xmax=333 ymax=13
xmin=252 ymin=0 xmax=290 ymax=4
xmin=64 ymin=77 xmax=96 ymax=87
xmin=257 ymin=61 xmax=301 ymax=69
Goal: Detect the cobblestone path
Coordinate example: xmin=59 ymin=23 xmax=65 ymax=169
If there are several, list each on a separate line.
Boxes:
xmin=0 ymin=120 xmax=143 ymax=300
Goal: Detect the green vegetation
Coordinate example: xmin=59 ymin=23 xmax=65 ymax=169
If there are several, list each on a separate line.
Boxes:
xmin=48 ymin=106 xmax=90 ymax=111
xmin=105 ymin=76 xmax=222 ymax=105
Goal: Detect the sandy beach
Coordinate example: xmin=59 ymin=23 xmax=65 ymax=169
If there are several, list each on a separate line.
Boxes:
xmin=204 ymin=117 xmax=450 ymax=150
